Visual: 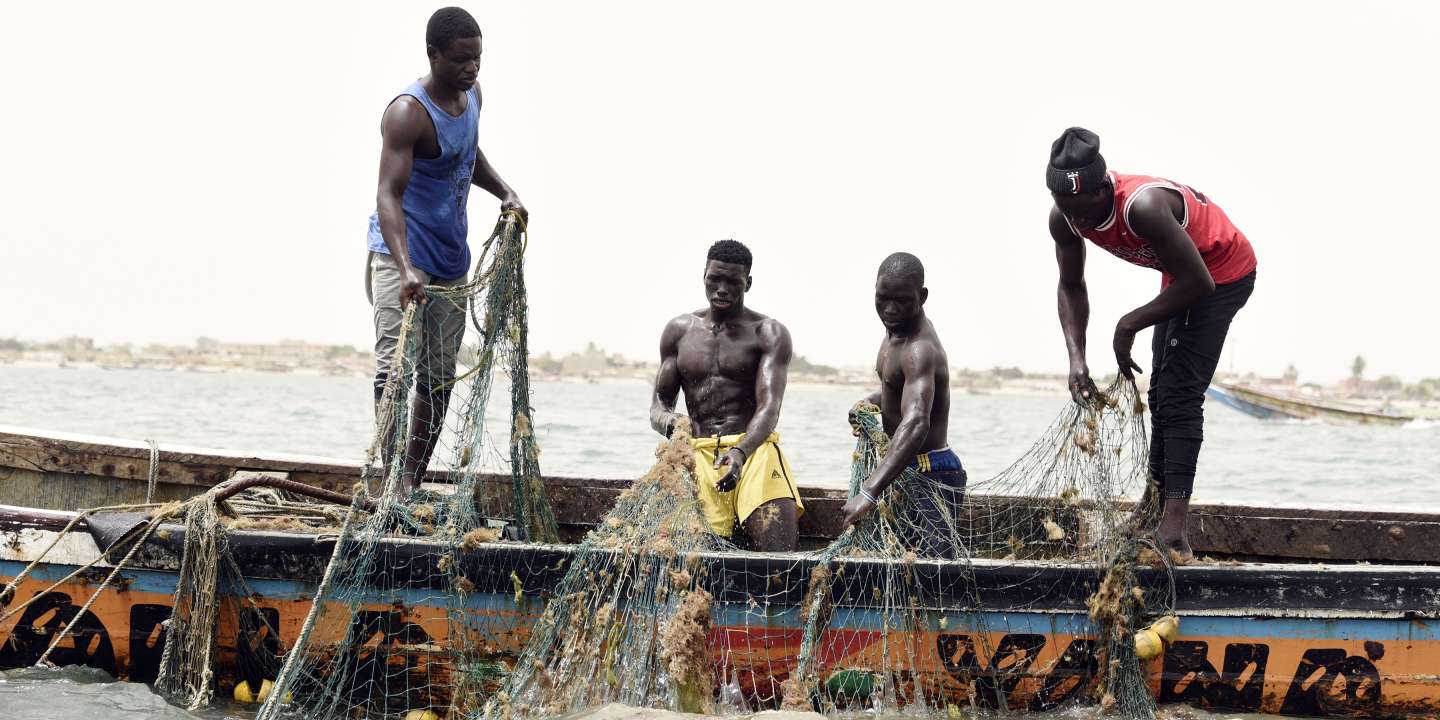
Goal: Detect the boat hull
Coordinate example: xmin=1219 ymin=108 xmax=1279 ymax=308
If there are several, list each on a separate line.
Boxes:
xmin=4 ymin=517 xmax=1439 ymax=718
xmin=1207 ymin=384 xmax=1412 ymax=427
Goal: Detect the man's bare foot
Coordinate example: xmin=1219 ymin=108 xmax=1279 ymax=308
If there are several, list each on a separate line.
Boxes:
xmin=1156 ymin=497 xmax=1194 ymax=564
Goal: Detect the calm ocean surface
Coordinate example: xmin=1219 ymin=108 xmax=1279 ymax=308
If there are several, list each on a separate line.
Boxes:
xmin=1 ymin=366 xmax=1437 ymax=720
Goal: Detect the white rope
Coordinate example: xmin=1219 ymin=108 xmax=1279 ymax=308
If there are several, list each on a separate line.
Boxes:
xmin=145 ymin=439 xmax=160 ymax=504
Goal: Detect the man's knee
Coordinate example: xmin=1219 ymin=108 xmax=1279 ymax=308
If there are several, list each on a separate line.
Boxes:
xmin=1154 ymin=403 xmax=1204 ymax=441
xmin=1150 ymin=382 xmax=1206 ymax=439
xmin=743 ymin=498 xmax=798 ymax=551
xmin=414 ymin=376 xmax=455 ymax=400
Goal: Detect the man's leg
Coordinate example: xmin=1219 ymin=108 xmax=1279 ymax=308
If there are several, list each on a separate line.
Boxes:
xmin=1132 ymin=318 xmax=1176 ymax=531
xmin=736 ymin=440 xmax=801 ymax=552
xmin=369 ymin=253 xmax=407 ymax=476
xmin=1151 ymin=273 xmax=1256 ymax=558
xmin=898 ymin=466 xmax=967 ymax=559
xmin=401 ymin=281 xmax=468 ymax=494
xmin=741 ymin=497 xmax=798 ymax=552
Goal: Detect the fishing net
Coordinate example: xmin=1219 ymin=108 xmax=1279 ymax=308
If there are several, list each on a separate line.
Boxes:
xmin=484 ymin=418 xmax=734 ymax=719
xmin=779 ymin=378 xmax=1174 ymax=718
xmin=239 ymin=212 xmax=557 ymax=720
xmin=481 ymin=379 xmax=1172 ymax=719
xmin=366 ymin=212 xmax=558 ymax=542
xmin=153 ymin=493 xmax=227 ymax=709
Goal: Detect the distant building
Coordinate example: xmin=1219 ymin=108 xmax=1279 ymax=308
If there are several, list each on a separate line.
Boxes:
xmin=560 ymin=342 xmax=611 ymax=376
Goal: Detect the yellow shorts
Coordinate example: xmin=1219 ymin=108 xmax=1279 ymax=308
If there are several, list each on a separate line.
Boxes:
xmin=691 ymin=432 xmax=804 ymax=538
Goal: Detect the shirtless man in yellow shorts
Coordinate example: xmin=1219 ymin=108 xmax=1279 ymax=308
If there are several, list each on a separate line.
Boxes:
xmin=649 ymin=240 xmax=803 ymax=551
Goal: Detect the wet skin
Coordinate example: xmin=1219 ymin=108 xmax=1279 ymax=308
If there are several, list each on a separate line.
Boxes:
xmin=650 ymin=260 xmax=798 ymax=551
xmin=841 ymin=272 xmax=951 ymax=529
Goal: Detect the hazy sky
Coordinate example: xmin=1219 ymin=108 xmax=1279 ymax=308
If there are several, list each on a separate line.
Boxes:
xmin=1 ymin=1 xmax=1436 ymax=383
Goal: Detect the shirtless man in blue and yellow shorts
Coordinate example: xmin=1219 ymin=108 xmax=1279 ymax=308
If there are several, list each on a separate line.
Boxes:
xmin=650 ymin=240 xmax=803 ymax=552
xmin=841 ymin=252 xmax=966 ymax=558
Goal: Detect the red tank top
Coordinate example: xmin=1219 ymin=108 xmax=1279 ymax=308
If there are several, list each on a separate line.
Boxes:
xmin=1070 ymin=172 xmax=1257 ymax=287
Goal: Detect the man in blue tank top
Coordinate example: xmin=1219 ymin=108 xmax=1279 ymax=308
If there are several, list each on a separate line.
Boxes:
xmin=366 ymin=7 xmax=527 ymax=498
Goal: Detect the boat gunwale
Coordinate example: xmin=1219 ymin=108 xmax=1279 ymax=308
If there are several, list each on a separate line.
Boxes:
xmin=7 ymin=503 xmax=1440 ymax=620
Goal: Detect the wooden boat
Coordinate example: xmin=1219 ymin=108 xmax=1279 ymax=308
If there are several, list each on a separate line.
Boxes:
xmin=1207 ymin=382 xmax=1414 ymax=427
xmin=4 ymin=426 xmax=1440 ymax=717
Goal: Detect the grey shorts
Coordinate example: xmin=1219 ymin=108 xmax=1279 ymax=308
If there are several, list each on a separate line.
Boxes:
xmin=366 ymin=251 xmax=469 ymax=388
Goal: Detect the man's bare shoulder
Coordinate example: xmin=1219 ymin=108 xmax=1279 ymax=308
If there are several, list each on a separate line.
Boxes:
xmin=900 ymin=332 xmax=947 ymax=372
xmin=1049 ymin=205 xmax=1082 ymax=244
xmin=664 ymin=313 xmax=702 ymax=333
xmin=658 ymin=314 xmax=700 ymax=350
xmin=752 ymin=315 xmax=793 ymax=359
xmin=382 ymin=95 xmax=429 ymax=139
xmin=752 ymin=312 xmax=787 ymax=333
xmin=745 ymin=310 xmax=787 ymax=336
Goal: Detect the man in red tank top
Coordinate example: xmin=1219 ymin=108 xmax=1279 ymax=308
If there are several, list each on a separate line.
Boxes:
xmin=1045 ymin=127 xmax=1257 ymax=561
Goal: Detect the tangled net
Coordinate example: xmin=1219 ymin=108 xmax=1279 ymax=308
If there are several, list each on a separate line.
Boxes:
xmin=486 ymin=418 xmax=733 ymax=719
xmin=781 ymin=378 xmax=1172 ymax=719
xmin=486 ymin=379 xmax=1172 ymax=719
xmin=0 ymin=212 xmax=562 ymax=717
xmin=244 ymin=212 xmax=555 ymax=719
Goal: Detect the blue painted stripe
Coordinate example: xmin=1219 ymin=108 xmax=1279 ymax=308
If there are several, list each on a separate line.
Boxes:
xmin=8 ymin=560 xmax=1430 ymax=644
xmin=714 ymin=604 xmax=1437 ymax=642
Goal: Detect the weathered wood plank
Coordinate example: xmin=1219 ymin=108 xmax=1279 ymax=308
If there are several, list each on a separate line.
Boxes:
xmin=2 ymin=426 xmax=1437 ymax=564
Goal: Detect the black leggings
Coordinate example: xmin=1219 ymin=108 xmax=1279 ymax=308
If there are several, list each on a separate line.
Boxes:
xmin=1148 ymin=270 xmax=1255 ymax=500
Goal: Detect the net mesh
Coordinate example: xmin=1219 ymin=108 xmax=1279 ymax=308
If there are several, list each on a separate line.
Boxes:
xmin=247 ymin=212 xmax=551 ymax=719
xmin=1 ymin=211 xmax=1182 ymax=719
xmin=480 ymin=380 xmax=1172 ymax=719
xmin=777 ymin=379 xmax=1172 ymax=718
xmin=484 ymin=418 xmax=733 ymax=719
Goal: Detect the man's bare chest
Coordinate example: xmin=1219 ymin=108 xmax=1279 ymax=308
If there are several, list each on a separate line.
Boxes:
xmin=676 ymin=328 xmax=762 ymax=382
xmin=876 ymin=344 xmax=907 ymax=388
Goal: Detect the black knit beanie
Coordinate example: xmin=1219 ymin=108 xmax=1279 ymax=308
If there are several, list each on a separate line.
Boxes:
xmin=1046 ymin=127 xmax=1107 ymax=194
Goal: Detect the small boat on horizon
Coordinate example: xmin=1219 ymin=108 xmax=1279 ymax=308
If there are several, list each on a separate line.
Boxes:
xmin=1206 ymin=381 xmax=1416 ymax=427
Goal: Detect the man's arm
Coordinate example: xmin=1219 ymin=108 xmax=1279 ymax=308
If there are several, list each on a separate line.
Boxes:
xmin=1112 ymin=189 xmax=1216 ymax=376
xmin=862 ymin=345 xmax=936 ymax=498
xmin=649 ymin=317 xmax=688 ymax=436
xmin=472 ymin=146 xmax=525 ymax=217
xmin=376 ymin=97 xmax=429 ymax=308
xmin=1051 ymin=207 xmax=1096 ymax=402
xmin=736 ymin=320 xmax=793 ymax=458
xmin=841 ymin=344 xmax=936 ymax=528
xmin=467 ymin=87 xmax=528 ymax=221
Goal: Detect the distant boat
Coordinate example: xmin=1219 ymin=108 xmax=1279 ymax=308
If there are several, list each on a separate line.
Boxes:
xmin=1207 ymin=381 xmax=1413 ymax=426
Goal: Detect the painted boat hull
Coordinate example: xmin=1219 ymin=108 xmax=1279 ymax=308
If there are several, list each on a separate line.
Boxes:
xmin=1207 ymin=384 xmax=1413 ymax=427
xmin=4 ymin=508 xmax=1439 ymax=718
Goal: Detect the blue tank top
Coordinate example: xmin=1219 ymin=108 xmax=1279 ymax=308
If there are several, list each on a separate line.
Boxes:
xmin=367 ymin=81 xmax=480 ymax=280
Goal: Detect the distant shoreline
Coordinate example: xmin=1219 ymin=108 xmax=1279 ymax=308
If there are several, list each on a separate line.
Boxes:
xmin=1 ymin=361 xmax=1072 ymax=398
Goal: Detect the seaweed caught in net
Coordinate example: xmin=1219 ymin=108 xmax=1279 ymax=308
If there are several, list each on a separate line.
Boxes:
xmin=366 ymin=212 xmax=558 ymax=542
xmin=240 ymin=212 xmax=557 ymax=719
xmin=486 ymin=418 xmax=733 ymax=719
xmin=782 ymin=377 xmax=1173 ymax=719
xmin=153 ymin=493 xmax=228 ymax=709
